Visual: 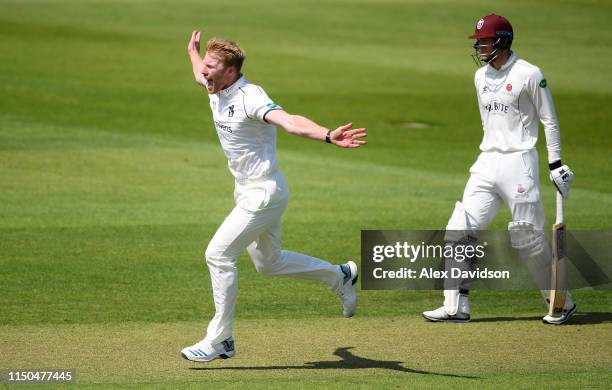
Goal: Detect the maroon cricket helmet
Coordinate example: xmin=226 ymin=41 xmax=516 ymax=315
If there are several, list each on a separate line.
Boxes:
xmin=469 ymin=14 xmax=513 ymax=40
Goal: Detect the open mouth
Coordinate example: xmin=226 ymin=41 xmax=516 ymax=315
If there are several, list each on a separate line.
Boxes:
xmin=205 ymin=78 xmax=213 ymax=92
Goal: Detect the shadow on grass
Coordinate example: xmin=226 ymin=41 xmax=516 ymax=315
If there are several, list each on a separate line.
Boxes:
xmin=189 ymin=346 xmax=478 ymax=379
xmin=470 ymin=316 xmax=541 ymax=323
xmin=469 ymin=312 xmax=611 ymax=325
xmin=565 ymin=312 xmax=612 ymax=325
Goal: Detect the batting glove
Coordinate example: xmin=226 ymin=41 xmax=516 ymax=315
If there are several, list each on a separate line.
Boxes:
xmin=549 ymin=161 xmax=574 ymax=199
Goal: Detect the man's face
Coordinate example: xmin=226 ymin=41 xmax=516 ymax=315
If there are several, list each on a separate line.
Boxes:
xmin=201 ymin=52 xmax=235 ymax=94
xmin=474 ymin=38 xmax=496 ymax=61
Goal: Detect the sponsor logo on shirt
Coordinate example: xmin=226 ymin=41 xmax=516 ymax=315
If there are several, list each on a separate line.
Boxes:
xmin=266 ymin=103 xmax=280 ymax=110
xmin=484 ymin=101 xmax=509 ymax=114
xmin=539 ymin=79 xmax=547 ymax=88
xmin=214 ymin=120 xmax=233 ymax=133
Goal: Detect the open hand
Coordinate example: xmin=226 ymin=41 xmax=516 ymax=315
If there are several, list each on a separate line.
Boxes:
xmin=330 ymin=123 xmax=367 ymax=148
xmin=188 ymin=31 xmax=201 ymax=53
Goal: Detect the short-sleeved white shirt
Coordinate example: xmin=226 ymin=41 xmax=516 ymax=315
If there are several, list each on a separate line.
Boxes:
xmin=207 ymin=76 xmax=282 ymax=181
xmin=475 ymin=53 xmax=561 ymax=163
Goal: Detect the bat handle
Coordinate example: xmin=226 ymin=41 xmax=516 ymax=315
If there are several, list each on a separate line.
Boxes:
xmin=555 ymin=191 xmax=564 ymax=225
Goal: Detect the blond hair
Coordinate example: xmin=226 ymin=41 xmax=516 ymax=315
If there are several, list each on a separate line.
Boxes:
xmin=206 ymin=38 xmax=246 ymax=71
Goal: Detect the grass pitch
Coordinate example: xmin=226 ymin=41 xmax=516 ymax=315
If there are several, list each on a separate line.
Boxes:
xmin=3 ymin=317 xmax=611 ymax=388
xmin=1 ymin=0 xmax=611 ymax=388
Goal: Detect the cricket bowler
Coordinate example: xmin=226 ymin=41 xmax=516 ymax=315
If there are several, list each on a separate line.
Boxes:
xmin=180 ymin=32 xmax=366 ymax=362
xmin=422 ymin=14 xmax=576 ymax=325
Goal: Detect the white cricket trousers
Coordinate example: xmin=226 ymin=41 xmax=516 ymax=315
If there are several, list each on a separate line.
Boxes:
xmin=452 ymin=148 xmax=545 ymax=231
xmin=203 ymin=171 xmax=344 ymax=344
xmin=443 ymin=149 xmax=573 ymax=310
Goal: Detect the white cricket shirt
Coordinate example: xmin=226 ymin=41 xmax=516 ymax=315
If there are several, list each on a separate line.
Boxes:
xmin=207 ymin=76 xmax=282 ymax=181
xmin=475 ymin=53 xmax=561 ymax=163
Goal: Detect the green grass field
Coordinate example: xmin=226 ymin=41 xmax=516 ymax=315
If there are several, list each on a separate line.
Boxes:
xmin=1 ymin=0 xmax=611 ymax=387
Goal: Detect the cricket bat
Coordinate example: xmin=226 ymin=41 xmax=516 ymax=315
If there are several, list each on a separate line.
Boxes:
xmin=548 ymin=191 xmax=566 ymax=317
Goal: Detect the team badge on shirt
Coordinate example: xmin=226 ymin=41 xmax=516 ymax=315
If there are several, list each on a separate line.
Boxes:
xmin=506 ymin=84 xmax=512 ymax=92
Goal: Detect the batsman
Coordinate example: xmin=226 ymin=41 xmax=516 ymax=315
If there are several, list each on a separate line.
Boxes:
xmin=422 ymin=14 xmax=576 ymax=325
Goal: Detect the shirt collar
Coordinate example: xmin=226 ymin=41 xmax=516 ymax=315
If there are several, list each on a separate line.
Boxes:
xmin=218 ymin=75 xmax=247 ymax=97
xmin=488 ymin=52 xmax=517 ymax=73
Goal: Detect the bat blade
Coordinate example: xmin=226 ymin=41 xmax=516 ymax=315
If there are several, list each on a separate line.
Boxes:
xmin=548 ymin=222 xmax=567 ymax=317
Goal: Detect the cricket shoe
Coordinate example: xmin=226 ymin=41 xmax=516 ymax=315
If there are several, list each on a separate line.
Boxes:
xmin=542 ymin=304 xmax=577 ymax=325
xmin=180 ymin=337 xmax=235 ymax=362
xmin=422 ymin=294 xmax=471 ymax=323
xmin=422 ymin=306 xmax=471 ymax=323
xmin=337 ymin=261 xmax=358 ymax=317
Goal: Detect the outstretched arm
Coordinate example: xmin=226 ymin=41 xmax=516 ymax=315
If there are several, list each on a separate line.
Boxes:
xmin=265 ymin=109 xmax=367 ymax=148
xmin=187 ymin=31 xmax=206 ymax=86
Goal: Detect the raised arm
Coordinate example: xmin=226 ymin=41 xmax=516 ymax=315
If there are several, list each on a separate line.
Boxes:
xmin=187 ymin=31 xmax=206 ymax=86
xmin=264 ymin=110 xmax=367 ymax=148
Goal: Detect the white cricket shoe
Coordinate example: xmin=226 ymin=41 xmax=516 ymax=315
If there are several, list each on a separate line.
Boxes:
xmin=423 ymin=294 xmax=471 ymax=323
xmin=542 ymin=304 xmax=577 ymax=325
xmin=180 ymin=337 xmax=235 ymax=362
xmin=337 ymin=261 xmax=358 ymax=317
xmin=422 ymin=306 xmax=471 ymax=323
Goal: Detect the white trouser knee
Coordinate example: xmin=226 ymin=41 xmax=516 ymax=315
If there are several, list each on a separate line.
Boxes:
xmin=250 ymin=251 xmax=282 ymax=275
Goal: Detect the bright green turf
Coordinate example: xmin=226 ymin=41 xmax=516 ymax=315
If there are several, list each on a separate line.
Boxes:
xmin=2 ymin=318 xmax=611 ymax=388
xmin=1 ymin=0 xmax=611 ymax=387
